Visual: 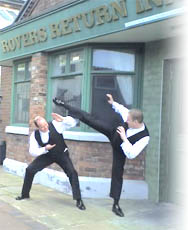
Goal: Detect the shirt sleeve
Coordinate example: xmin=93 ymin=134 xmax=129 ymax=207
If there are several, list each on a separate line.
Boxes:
xmin=112 ymin=102 xmax=129 ymax=122
xmin=52 ymin=116 xmax=78 ymax=134
xmin=120 ymin=136 xmax=150 ymax=159
xmin=29 ymin=132 xmax=48 ymax=157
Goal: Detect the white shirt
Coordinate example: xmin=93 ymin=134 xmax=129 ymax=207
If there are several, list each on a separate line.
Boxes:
xmin=112 ymin=102 xmax=150 ymax=159
xmin=29 ymin=116 xmax=78 ymax=157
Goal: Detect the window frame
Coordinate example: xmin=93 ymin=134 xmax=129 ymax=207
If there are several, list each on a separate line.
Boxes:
xmin=11 ymin=59 xmax=31 ymax=127
xmin=47 ymin=47 xmax=89 ymax=131
xmin=90 ymin=43 xmax=144 ymax=109
xmin=47 ymin=43 xmax=144 ymax=132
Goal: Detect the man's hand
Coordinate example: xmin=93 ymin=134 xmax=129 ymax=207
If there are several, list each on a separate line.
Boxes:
xmin=106 ymin=94 xmax=114 ymax=104
xmin=51 ymin=113 xmax=64 ymax=122
xmin=116 ymin=126 xmax=127 ymax=142
xmin=45 ymin=144 xmax=56 ymax=151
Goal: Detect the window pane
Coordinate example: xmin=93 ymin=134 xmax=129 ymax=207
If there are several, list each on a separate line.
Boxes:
xmin=25 ymin=62 xmax=31 ymax=80
xmin=52 ymin=54 xmax=66 ymax=75
xmin=70 ymin=50 xmax=84 ymax=72
xmin=92 ymin=49 xmax=135 ymax=72
xmin=14 ymin=82 xmax=30 ymax=123
xmin=52 ymin=76 xmax=82 ymax=117
xmin=92 ymin=75 xmax=133 ymax=126
xmin=16 ymin=63 xmax=25 ymax=81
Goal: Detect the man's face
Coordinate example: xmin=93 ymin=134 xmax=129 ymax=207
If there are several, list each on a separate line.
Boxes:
xmin=37 ymin=118 xmax=49 ymax=132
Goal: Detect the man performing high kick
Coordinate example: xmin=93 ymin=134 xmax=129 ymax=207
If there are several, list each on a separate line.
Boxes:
xmin=53 ymin=94 xmax=149 ymax=217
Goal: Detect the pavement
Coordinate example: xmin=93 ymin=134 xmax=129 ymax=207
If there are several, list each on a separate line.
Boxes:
xmin=0 ymin=166 xmax=186 ymax=230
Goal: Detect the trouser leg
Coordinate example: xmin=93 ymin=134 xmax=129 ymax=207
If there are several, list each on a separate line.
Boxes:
xmin=110 ymin=148 xmax=126 ymax=200
xmin=21 ymin=154 xmax=53 ymax=197
xmin=56 ymin=150 xmax=81 ymax=200
xmin=60 ymin=103 xmax=112 ymax=138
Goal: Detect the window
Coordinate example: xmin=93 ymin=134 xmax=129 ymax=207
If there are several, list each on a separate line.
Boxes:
xmin=92 ymin=49 xmax=135 ymax=72
xmin=51 ymin=49 xmax=83 ymax=118
xmin=91 ymin=48 xmax=136 ymax=126
xmin=13 ymin=61 xmax=31 ymax=125
xmin=50 ymin=45 xmax=142 ymax=132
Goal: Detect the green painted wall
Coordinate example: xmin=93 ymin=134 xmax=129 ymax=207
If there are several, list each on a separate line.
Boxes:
xmin=143 ymin=37 xmax=183 ymax=202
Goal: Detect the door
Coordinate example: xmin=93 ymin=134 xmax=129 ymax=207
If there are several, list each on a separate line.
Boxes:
xmin=160 ymin=58 xmax=187 ymax=203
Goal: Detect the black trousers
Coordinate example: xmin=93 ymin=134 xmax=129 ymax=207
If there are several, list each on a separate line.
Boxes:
xmin=65 ymin=104 xmax=126 ymax=200
xmin=21 ymin=150 xmax=81 ymax=200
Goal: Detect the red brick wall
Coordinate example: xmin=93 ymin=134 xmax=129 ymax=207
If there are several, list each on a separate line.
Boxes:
xmin=66 ymin=140 xmax=145 ymax=180
xmin=0 ymin=66 xmax=12 ymax=142
xmin=42 ymin=139 xmax=145 ymax=179
xmin=29 ymin=52 xmax=48 ymax=133
xmin=6 ymin=134 xmax=30 ymax=163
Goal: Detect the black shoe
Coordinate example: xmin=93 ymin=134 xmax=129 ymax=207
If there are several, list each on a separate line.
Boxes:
xmin=76 ymin=200 xmax=86 ymax=210
xmin=53 ymin=98 xmax=65 ymax=106
xmin=112 ymin=204 xmax=124 ymax=217
xmin=16 ymin=195 xmax=30 ymax=200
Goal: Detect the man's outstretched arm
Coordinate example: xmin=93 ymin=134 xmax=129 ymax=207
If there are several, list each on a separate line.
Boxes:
xmin=106 ymin=94 xmax=129 ymax=122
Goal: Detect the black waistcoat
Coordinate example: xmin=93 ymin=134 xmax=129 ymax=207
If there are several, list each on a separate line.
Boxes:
xmin=112 ymin=122 xmax=149 ymax=150
xmin=34 ymin=122 xmax=67 ymax=153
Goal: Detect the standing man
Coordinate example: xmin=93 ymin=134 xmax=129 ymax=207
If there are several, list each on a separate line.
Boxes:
xmin=53 ymin=94 xmax=149 ymax=217
xmin=16 ymin=113 xmax=86 ymax=211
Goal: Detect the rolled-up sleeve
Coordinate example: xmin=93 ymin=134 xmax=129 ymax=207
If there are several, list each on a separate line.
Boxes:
xmin=120 ymin=136 xmax=150 ymax=159
xmin=52 ymin=116 xmax=78 ymax=133
xmin=112 ymin=102 xmax=129 ymax=122
xmin=29 ymin=132 xmax=48 ymax=157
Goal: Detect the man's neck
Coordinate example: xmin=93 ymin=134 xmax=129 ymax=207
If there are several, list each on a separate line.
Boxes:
xmin=134 ymin=122 xmax=144 ymax=129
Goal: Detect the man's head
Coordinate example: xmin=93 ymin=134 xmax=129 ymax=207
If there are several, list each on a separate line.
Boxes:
xmin=34 ymin=116 xmax=49 ymax=132
xmin=127 ymin=109 xmax=144 ymax=128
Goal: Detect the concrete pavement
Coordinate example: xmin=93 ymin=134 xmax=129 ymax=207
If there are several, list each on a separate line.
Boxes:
xmin=0 ymin=200 xmax=48 ymax=230
xmin=0 ymin=166 xmax=186 ymax=230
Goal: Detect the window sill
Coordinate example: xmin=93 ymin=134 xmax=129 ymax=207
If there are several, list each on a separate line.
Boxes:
xmin=5 ymin=126 xmax=29 ymax=135
xmin=5 ymin=126 xmax=109 ymax=142
xmin=64 ymin=131 xmax=109 ymax=142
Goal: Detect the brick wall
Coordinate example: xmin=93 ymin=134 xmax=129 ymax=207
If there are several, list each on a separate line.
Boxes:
xmin=0 ymin=66 xmax=12 ymax=142
xmin=29 ymin=52 xmax=48 ymax=133
xmin=6 ymin=134 xmax=30 ymax=163
xmin=64 ymin=140 xmax=145 ymax=179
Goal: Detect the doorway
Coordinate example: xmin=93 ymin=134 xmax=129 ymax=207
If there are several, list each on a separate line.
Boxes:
xmin=160 ymin=58 xmax=186 ymax=203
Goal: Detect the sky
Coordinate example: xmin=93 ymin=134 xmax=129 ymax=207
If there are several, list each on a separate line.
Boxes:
xmin=0 ymin=6 xmax=19 ymax=29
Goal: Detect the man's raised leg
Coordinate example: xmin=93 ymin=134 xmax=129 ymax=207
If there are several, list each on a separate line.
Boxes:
xmin=53 ymin=98 xmax=112 ymax=138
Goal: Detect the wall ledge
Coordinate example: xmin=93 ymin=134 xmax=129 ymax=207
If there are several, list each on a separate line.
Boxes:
xmin=3 ymin=158 xmax=148 ymax=200
xmin=5 ymin=126 xmax=109 ymax=142
xmin=5 ymin=126 xmax=29 ymax=135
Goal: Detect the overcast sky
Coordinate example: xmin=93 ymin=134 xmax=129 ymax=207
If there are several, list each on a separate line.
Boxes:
xmin=0 ymin=6 xmax=19 ymax=29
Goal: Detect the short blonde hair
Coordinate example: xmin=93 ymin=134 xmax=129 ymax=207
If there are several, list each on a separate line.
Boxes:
xmin=129 ymin=109 xmax=143 ymax=123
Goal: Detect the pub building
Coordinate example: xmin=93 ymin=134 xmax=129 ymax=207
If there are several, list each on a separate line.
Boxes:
xmin=0 ymin=0 xmax=187 ymax=203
